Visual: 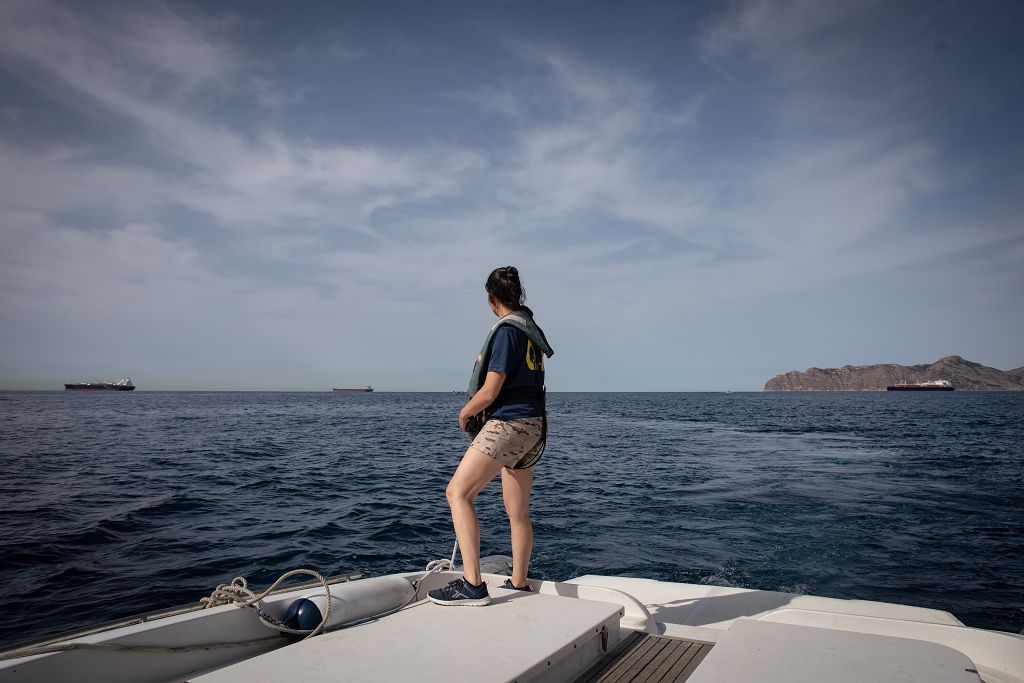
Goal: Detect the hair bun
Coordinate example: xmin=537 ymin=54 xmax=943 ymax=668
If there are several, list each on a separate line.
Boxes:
xmin=486 ymin=266 xmax=526 ymax=309
xmin=503 ymin=266 xmax=520 ymax=287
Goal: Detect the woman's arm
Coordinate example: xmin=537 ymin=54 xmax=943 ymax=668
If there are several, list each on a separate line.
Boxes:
xmin=458 ymin=370 xmax=507 ymax=431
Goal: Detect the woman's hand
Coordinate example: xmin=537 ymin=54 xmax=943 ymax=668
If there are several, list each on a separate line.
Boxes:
xmin=458 ymin=370 xmax=507 ymax=432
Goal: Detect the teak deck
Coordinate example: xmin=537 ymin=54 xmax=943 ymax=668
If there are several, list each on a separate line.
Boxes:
xmin=574 ymin=632 xmax=715 ymax=683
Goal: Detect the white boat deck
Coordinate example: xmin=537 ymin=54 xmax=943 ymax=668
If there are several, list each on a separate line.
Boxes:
xmin=193 ymin=585 xmax=622 ymax=683
xmin=3 ymin=571 xmax=1021 ymax=683
xmin=566 ymin=575 xmax=965 ymax=633
xmin=688 ymin=619 xmax=981 ymax=683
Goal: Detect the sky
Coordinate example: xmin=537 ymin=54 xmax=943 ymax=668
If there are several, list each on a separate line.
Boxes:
xmin=0 ymin=0 xmax=1022 ymax=391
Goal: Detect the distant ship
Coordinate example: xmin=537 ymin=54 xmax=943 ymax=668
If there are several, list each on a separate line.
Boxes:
xmin=886 ymin=380 xmax=955 ymax=392
xmin=332 ymin=385 xmax=373 ymax=392
xmin=65 ymin=377 xmax=135 ymax=391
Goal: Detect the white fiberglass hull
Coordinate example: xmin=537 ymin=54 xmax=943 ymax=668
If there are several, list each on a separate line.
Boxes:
xmin=1 ymin=570 xmax=1021 ymax=683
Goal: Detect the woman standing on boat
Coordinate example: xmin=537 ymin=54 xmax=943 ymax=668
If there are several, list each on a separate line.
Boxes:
xmin=428 ymin=267 xmax=554 ymax=606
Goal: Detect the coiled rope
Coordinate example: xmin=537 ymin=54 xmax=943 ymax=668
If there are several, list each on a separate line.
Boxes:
xmin=419 ymin=539 xmax=460 ymax=583
xmin=199 ymin=569 xmax=331 ymax=638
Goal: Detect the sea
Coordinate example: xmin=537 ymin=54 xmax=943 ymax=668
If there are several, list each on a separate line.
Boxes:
xmin=0 ymin=390 xmax=1021 ymax=649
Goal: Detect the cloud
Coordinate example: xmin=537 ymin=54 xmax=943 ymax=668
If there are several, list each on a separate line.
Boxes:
xmin=291 ymin=37 xmax=367 ymax=64
xmin=0 ymin=220 xmax=206 ymax=308
xmin=0 ymin=0 xmax=241 ymax=101
xmin=449 ymin=85 xmax=529 ymax=121
xmin=464 ymin=41 xmax=947 ymax=288
xmin=455 ymin=44 xmax=714 ymax=249
xmin=734 ymin=139 xmax=942 ymax=254
xmin=697 ymin=0 xmax=881 ymax=81
xmin=0 ymin=0 xmax=487 ymax=243
xmin=0 ymin=143 xmax=170 ymax=221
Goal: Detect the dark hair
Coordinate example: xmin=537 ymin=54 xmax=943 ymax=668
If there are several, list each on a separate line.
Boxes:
xmin=485 ymin=266 xmax=527 ymax=312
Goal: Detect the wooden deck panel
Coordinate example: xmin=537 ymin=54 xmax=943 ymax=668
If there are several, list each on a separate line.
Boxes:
xmin=616 ymin=636 xmax=667 ymax=681
xmin=574 ymin=631 xmax=646 ymax=683
xmin=574 ymin=633 xmax=715 ymax=683
xmin=647 ymin=641 xmax=696 ymax=682
xmin=663 ymin=640 xmax=713 ymax=681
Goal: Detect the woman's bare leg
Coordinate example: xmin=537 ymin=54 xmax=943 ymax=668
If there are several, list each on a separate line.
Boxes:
xmin=501 ymin=465 xmax=534 ymax=588
xmin=446 ymin=447 xmax=504 ymax=586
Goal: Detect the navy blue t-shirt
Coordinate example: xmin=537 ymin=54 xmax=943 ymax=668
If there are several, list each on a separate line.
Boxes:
xmin=486 ymin=325 xmax=545 ymax=420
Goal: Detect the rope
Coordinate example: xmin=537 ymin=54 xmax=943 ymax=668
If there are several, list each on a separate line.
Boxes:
xmin=410 ymin=540 xmax=459 ymax=601
xmin=422 ymin=539 xmax=459 ymax=576
xmin=199 ymin=569 xmax=331 ymax=638
xmin=294 ymin=541 xmax=461 ymax=632
xmin=0 ymin=568 xmax=331 ymax=663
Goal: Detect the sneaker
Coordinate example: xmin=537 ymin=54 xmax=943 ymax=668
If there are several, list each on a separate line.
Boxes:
xmin=501 ymin=579 xmax=533 ymax=592
xmin=427 ymin=577 xmax=491 ymax=606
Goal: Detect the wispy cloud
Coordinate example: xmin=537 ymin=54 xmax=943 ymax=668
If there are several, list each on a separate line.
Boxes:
xmin=458 ymin=44 xmax=715 ymax=248
xmin=0 ymin=0 xmax=486 ymax=239
xmin=697 ymin=0 xmax=882 ymax=82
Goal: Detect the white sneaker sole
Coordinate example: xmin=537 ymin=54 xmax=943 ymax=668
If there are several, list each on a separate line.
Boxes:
xmin=427 ymin=595 xmax=491 ymax=607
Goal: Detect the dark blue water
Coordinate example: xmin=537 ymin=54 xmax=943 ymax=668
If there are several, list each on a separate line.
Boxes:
xmin=1 ymin=391 xmax=1021 ymax=649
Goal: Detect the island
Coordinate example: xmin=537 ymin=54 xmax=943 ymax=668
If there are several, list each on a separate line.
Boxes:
xmin=764 ymin=356 xmax=1024 ymax=391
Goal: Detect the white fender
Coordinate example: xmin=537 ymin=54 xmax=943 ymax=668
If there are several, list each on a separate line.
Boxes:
xmin=297 ymin=575 xmax=415 ymax=629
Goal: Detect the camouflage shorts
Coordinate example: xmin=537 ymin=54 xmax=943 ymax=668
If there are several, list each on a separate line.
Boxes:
xmin=470 ymin=417 xmax=545 ymax=469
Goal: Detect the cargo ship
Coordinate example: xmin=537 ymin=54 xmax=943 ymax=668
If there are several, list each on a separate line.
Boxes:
xmin=886 ymin=379 xmax=955 ymax=391
xmin=65 ymin=377 xmax=135 ymax=391
xmin=332 ymin=385 xmax=373 ymax=392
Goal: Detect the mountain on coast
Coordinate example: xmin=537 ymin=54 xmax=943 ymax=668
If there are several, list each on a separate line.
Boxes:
xmin=764 ymin=356 xmax=1024 ymax=391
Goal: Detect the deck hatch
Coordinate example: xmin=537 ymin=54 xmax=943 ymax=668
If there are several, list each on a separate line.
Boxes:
xmin=574 ymin=632 xmax=714 ymax=683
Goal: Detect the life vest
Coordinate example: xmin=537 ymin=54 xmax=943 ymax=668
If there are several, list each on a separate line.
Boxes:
xmin=466 ymin=310 xmax=554 ymax=469
xmin=466 ymin=311 xmax=554 ymax=398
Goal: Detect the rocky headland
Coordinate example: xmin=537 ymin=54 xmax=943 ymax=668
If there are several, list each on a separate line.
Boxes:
xmin=764 ymin=356 xmax=1024 ymax=391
